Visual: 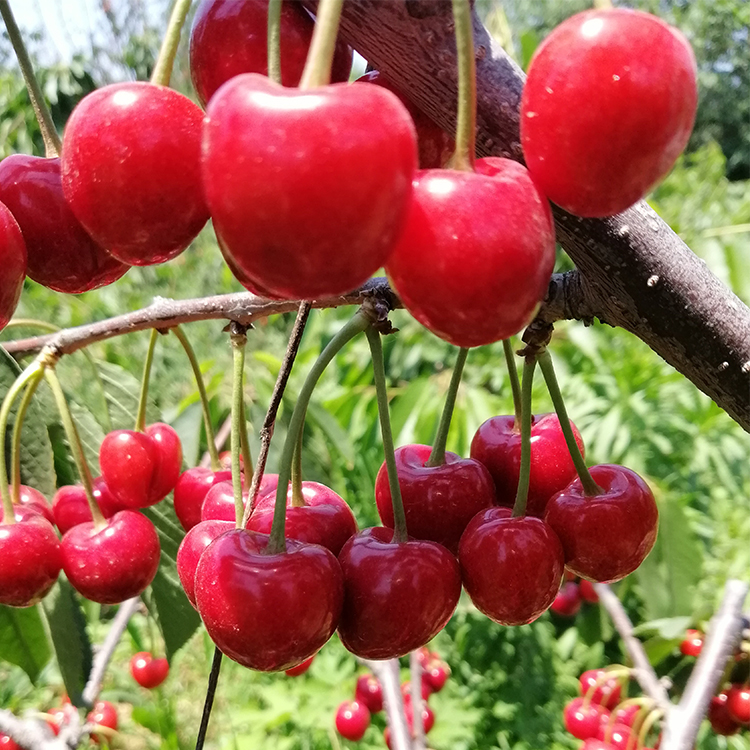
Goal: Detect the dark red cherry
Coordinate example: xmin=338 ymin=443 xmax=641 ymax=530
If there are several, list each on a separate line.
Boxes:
xmin=194 ymin=529 xmax=343 ymax=671
xmin=385 ymin=158 xmax=555 ymax=348
xmin=60 ymin=510 xmax=160 ymax=604
xmin=87 ymin=699 xmax=118 ymax=745
xmin=551 ymin=581 xmax=582 ymax=617
xmin=61 ymin=83 xmax=209 ymax=265
xmin=679 ymin=629 xmax=703 ymax=657
xmin=337 ymin=527 xmax=461 ymax=660
xmin=470 ymin=413 xmax=584 ymax=516
xmin=249 ymin=481 xmax=358 ymax=555
xmin=176 ymin=518 xmax=233 ymax=607
xmin=130 ymin=651 xmax=169 ymax=689
xmin=335 ymin=700 xmax=370 ymax=741
xmin=0 ymin=156 xmax=126 ymax=293
xmin=190 ymin=0 xmax=352 ymax=107
xmin=355 ymin=674 xmax=383 ymax=714
xmin=709 ymin=691 xmax=741 ymax=735
xmin=0 ymin=201 xmax=26 ymax=329
xmin=579 ymin=578 xmax=599 ymax=604
xmin=579 ymin=670 xmax=622 ymax=710
xmin=459 ymin=509 xmax=564 ymax=625
xmin=284 ymin=653 xmax=316 ymax=677
xmin=563 ymin=698 xmax=609 ymax=740
xmin=423 ymin=659 xmax=449 ymax=693
xmin=51 ymin=478 xmax=120 ymax=534
xmin=203 ymin=74 xmax=417 ymax=299
xmin=545 ymin=465 xmax=658 ymax=583
xmin=374 ymin=444 xmax=495 ymax=554
xmin=173 ymin=467 xmax=232 ymax=531
xmin=726 ymin=684 xmax=750 ymax=725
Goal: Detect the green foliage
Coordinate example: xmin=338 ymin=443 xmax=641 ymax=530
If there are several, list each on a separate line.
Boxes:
xmin=0 ymin=604 xmax=50 ymax=684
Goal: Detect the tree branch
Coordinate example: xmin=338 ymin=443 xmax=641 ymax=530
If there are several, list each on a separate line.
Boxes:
xmin=361 ymin=658 xmax=412 ymax=750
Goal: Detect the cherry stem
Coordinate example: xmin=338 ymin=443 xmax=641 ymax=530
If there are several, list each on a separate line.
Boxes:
xmin=172 ymin=326 xmax=221 ymax=471
xmin=195 ymin=647 xmax=223 ymax=750
xmin=238 ymin=397 xmax=254 ymax=477
xmin=44 ymin=367 xmax=106 ymax=528
xmin=637 ymin=708 xmax=663 ymax=749
xmin=426 ymin=347 xmax=469 ymax=467
xmin=511 ymin=355 xmax=537 ymax=518
xmin=267 ymin=0 xmax=283 ymax=85
xmin=10 ymin=372 xmax=44 ymax=503
xmin=0 ymin=0 xmax=61 ymax=157
xmin=290 ymin=416 xmax=306 ymax=508
xmin=135 ymin=328 xmax=159 ymax=433
xmin=502 ymin=338 xmax=522 ymax=427
xmin=366 ymin=326 xmax=409 ymax=544
xmin=298 ymin=0 xmax=344 ymax=89
xmin=229 ymin=324 xmax=248 ymax=529
xmin=266 ymin=311 xmax=370 ymax=554
xmin=150 ymin=0 xmax=193 ymax=87
xmin=449 ymin=0 xmax=476 ymax=171
xmin=537 ymin=348 xmax=602 ymax=496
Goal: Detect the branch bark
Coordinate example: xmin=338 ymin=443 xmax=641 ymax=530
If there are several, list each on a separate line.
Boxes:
xmin=361 ymin=658 xmax=412 ymax=750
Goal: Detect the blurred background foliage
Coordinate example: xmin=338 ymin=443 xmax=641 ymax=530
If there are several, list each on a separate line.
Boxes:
xmin=0 ymin=0 xmax=748 ymax=749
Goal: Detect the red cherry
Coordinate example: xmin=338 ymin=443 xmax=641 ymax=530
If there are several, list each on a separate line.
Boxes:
xmin=173 ymin=468 xmax=232 ymax=531
xmin=521 ymin=8 xmax=697 ymax=217
xmin=416 ymin=646 xmax=434 ymax=666
xmin=401 ymin=678 xmax=432 ymax=702
xmin=335 ymin=700 xmax=370 ymax=741
xmin=61 ymin=82 xmax=208 ymax=265
xmin=0 ymin=514 xmax=62 ymax=606
xmin=130 ymin=651 xmax=169 ymax=689
xmin=51 ymin=478 xmax=121 ymax=534
xmin=582 ymin=740 xmax=617 ymax=750
xmin=60 ymin=510 xmax=160 ymax=604
xmin=679 ymin=629 xmax=703 ymax=657
xmin=579 ymin=670 xmax=622 ymax=710
xmin=190 ymin=0 xmax=352 ymax=107
xmin=423 ymin=660 xmax=449 ymax=693
xmin=203 ymin=74 xmax=417 ymax=299
xmin=579 ymin=579 xmax=600 ymax=604
xmin=355 ymin=674 xmax=383 ymax=714
xmin=0 ymin=201 xmax=26 ymax=330
xmin=194 ymin=528 xmax=343 ymax=671
xmin=284 ymin=653 xmax=316 ymax=677
xmin=404 ymin=698 xmax=435 ymax=734
xmin=200 ymin=474 xmax=279 ymax=522
xmin=544 ymin=465 xmax=658 ymax=583
xmin=337 ymin=527 xmax=461 ymax=660
xmin=0 ymin=156 xmax=126 ymax=293
xmin=551 ymin=581 xmax=582 ymax=617
xmin=374 ymin=444 xmax=495 ymax=554
xmin=87 ymin=699 xmax=118 ymax=744
xmin=0 ymin=733 xmax=20 ymax=749
xmin=726 ymin=684 xmax=750 ymax=725
xmin=563 ymin=698 xmax=609 ymax=740
xmin=45 ymin=706 xmax=70 ymax=736
xmin=470 ymin=413 xmax=585 ymax=516
xmin=459 ymin=509 xmax=564 ymax=625
xmin=176 ymin=518 xmax=233 ymax=607
xmin=249 ymin=481 xmax=358 ymax=555
xmin=596 ymin=723 xmax=632 ymax=750
xmin=0 ymin=486 xmax=54 ymax=526
xmin=385 ymin=158 xmax=555 ymax=348
xmin=709 ymin=691 xmax=741 ymax=735
xmin=611 ymin=704 xmax=640 ymax=728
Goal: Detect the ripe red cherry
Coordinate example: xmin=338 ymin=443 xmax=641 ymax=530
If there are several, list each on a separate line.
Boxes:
xmin=190 ymin=0 xmax=352 ymax=107
xmin=45 ymin=705 xmax=70 ymax=736
xmin=173 ymin=467 xmax=232 ymax=531
xmin=0 ymin=486 xmax=54 ymax=526
xmin=355 ymin=674 xmax=383 ymax=714
xmin=203 ymin=74 xmax=417 ymax=299
xmin=60 ymin=510 xmax=160 ymax=604
xmin=194 ymin=529 xmax=343 ymax=671
xmin=470 ymin=413 xmax=585 ymax=516
xmin=459 ymin=509 xmax=564 ymax=625
xmin=612 ymin=704 xmax=640 ymax=727
xmin=401 ymin=679 xmax=432 ymax=702
xmin=87 ymin=699 xmax=118 ymax=744
xmin=337 ymin=527 xmax=461 ymax=660
xmin=374 ymin=444 xmax=495 ymax=554
xmin=709 ymin=691 xmax=741 ymax=735
xmin=335 ymin=700 xmax=370 ymax=741
xmin=284 ymin=653 xmax=316 ymax=677
xmin=0 ymin=201 xmax=26 ymax=330
xmin=249 ymin=481 xmax=358 ymax=555
xmin=51 ymin=478 xmax=120 ymax=534
xmin=581 ymin=742 xmax=616 ymax=750
xmin=99 ymin=423 xmax=182 ymax=509
xmin=726 ymin=684 xmax=750 ymax=725
xmin=544 ymin=465 xmax=658 ymax=583
xmin=579 ymin=670 xmax=622 ymax=710
xmin=0 ymin=733 xmax=20 ymax=749
xmin=424 ymin=659 xmax=449 ymax=693
xmin=200 ymin=474 xmax=279 ymax=522
xmin=385 ymin=158 xmax=555 ymax=348
xmin=563 ymin=698 xmax=609 ymax=740
xmin=596 ymin=723 xmax=632 ymax=750
xmin=404 ymin=697 xmax=435 ymax=734
xmin=0 ymin=513 xmax=62 ymax=606
xmin=130 ymin=652 xmax=169 ymax=689
xmin=551 ymin=581 xmax=582 ymax=617
xmin=176 ymin=518 xmax=233 ymax=607
xmin=679 ymin=629 xmax=703 ymax=657
xmin=521 ymin=8 xmax=697 ymax=218
xmin=579 ymin=579 xmax=599 ymax=604
xmin=0 ymin=156 xmax=126 ymax=293
xmin=61 ymin=83 xmax=208 ymax=265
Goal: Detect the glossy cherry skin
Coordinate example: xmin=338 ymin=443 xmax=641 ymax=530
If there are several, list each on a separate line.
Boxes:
xmin=551 ymin=581 xmax=582 ymax=617
xmin=579 ymin=669 xmax=622 ymax=710
xmin=545 ymin=465 xmax=658 ymax=583
xmin=0 ymin=486 xmax=55 ymax=526
xmin=249 ymin=481 xmax=358 ymax=555
xmin=470 ymin=413 xmax=585 ymax=516
xmin=194 ymin=529 xmax=343 ymax=671
xmin=203 ymin=74 xmax=417 ymax=299
xmin=173 ymin=467 xmax=232 ymax=531
xmin=200 ymin=474 xmax=279 ymax=522
xmin=563 ymin=698 xmax=609 ymax=740
xmin=337 ymin=527 xmax=461 ymax=660
xmin=374 ymin=444 xmax=495 ymax=554
xmin=0 ymin=734 xmax=20 ymax=750
xmin=87 ymin=699 xmax=118 ymax=744
xmin=176 ymin=519 xmax=233 ymax=607
xmin=404 ymin=697 xmax=435 ymax=734
xmin=679 ymin=628 xmax=703 ymax=657
xmin=596 ymin=724 xmax=632 ymax=750
xmin=611 ymin=704 xmax=640 ymax=728
xmin=335 ymin=700 xmax=370 ymax=741
xmin=284 ymin=653 xmax=315 ymax=677
xmin=51 ymin=478 xmax=120 ymax=534
xmin=0 ymin=513 xmax=62 ymax=606
xmin=60 ymin=510 xmax=160 ymax=604
xmin=61 ymin=83 xmax=209 ymax=265
xmin=521 ymin=8 xmax=697 ymax=218
xmin=709 ymin=691 xmax=741 ymax=735
xmin=0 ymin=156 xmax=126 ymax=293
xmin=579 ymin=578 xmax=599 ymax=604
xmin=385 ymin=158 xmax=555 ymax=348
xmin=190 ymin=0 xmax=352 ymax=107
xmin=459 ymin=509 xmax=564 ymax=625
xmin=423 ymin=659 xmax=449 ymax=693
xmin=726 ymin=684 xmax=750 ymax=725
xmin=130 ymin=651 xmax=169 ymax=688
xmin=0 ymin=201 xmax=26 ymax=329
xmin=355 ymin=674 xmax=383 ymax=714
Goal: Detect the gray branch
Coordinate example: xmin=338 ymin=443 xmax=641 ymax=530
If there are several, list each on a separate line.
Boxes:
xmin=361 ymin=658 xmax=412 ymax=750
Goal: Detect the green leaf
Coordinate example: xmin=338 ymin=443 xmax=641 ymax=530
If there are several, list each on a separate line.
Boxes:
xmin=96 ymin=361 xmax=156 ymax=430
xmin=633 ymin=616 xmax=692 ymax=640
xmin=41 ymin=577 xmax=93 ymax=707
xmin=642 ymin=636 xmax=683 ymax=667
xmin=0 ymin=604 xmax=51 ymax=682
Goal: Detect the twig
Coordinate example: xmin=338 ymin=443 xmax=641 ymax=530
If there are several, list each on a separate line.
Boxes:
xmin=361 ymin=658 xmax=411 ymax=750
xmin=195 ymin=647 xmax=223 ymax=750
xmin=410 ymin=651 xmax=426 ymax=750
xmin=0 ymin=709 xmax=60 ymax=750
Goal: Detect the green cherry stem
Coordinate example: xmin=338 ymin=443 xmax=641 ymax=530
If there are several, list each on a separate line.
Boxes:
xmin=511 ymin=355 xmax=537 ymax=518
xmin=172 ymin=326 xmax=221 ymax=471
xmin=135 ymin=328 xmax=159 ymax=433
xmin=239 ymin=397 xmax=254 ymax=477
xmin=150 ymin=0 xmax=194 ymax=87
xmin=290 ymin=414 xmax=306 ymax=508
xmin=298 ymin=0 xmax=344 ymax=89
xmin=10 ymin=371 xmax=44 ymax=503
xmin=366 ymin=326 xmax=409 ymax=543
xmin=267 ymin=0 xmax=283 ymax=85
xmin=266 ymin=311 xmax=370 ymax=555
xmin=450 ymin=0 xmax=477 ymax=171
xmin=637 ymin=708 xmax=663 ymax=750
xmin=502 ymin=338 xmax=522 ymax=426
xmin=426 ymin=347 xmax=469 ymax=467
xmin=0 ymin=0 xmax=62 ymax=157
xmin=537 ymin=348 xmax=601 ymax=496
xmin=229 ymin=325 xmax=248 ymax=529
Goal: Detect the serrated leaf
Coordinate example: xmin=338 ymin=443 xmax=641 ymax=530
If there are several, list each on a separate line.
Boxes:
xmin=0 ymin=603 xmax=51 ymax=682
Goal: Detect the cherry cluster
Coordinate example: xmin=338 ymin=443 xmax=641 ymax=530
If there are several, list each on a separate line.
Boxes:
xmin=551 ymin=571 xmax=600 ymax=618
